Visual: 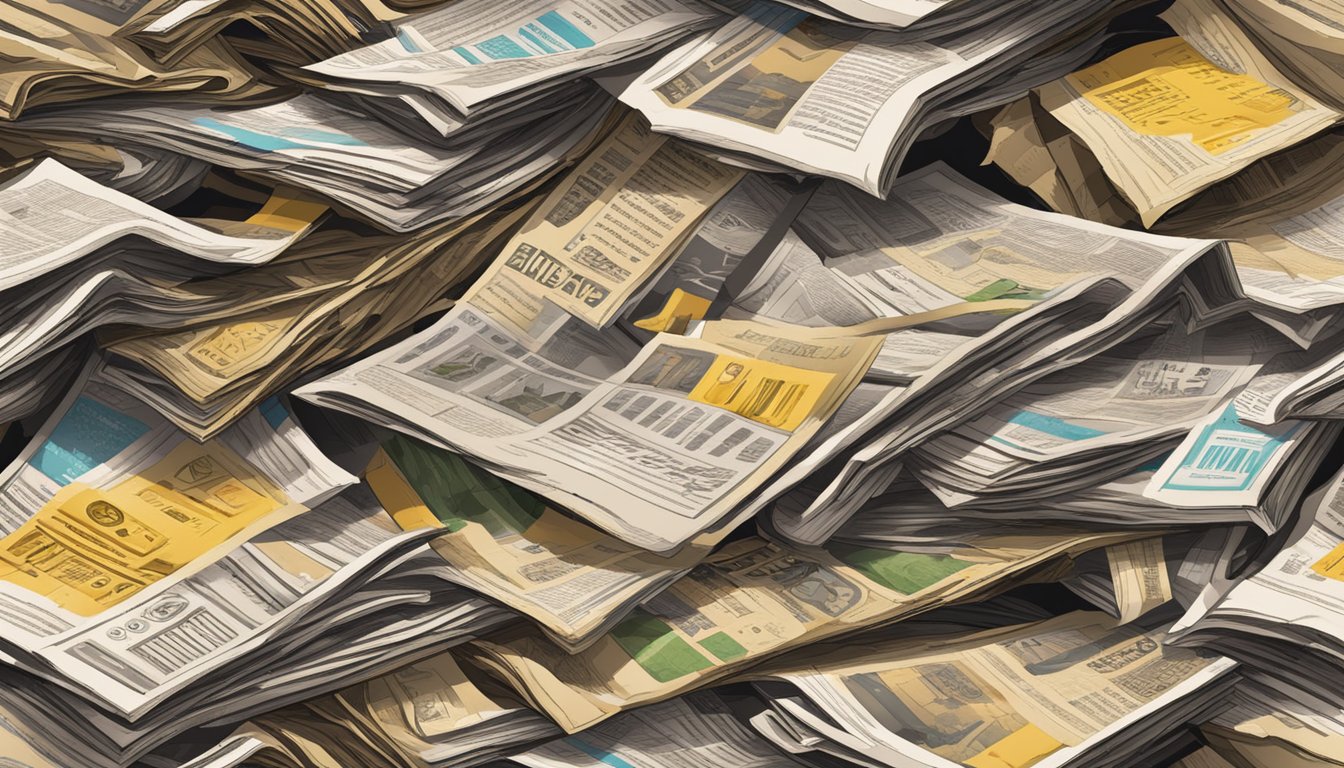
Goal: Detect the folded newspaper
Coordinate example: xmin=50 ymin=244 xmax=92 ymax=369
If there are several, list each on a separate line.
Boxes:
xmin=301 ymin=0 xmax=723 ymax=132
xmin=1034 ymin=0 xmax=1343 ymax=226
xmin=620 ymin=0 xmax=1125 ymax=195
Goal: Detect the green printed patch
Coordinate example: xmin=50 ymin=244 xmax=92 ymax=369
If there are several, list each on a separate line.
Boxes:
xmin=963 ymin=278 xmax=1047 ymax=303
xmin=610 ymin=609 xmax=714 ymax=683
xmin=383 ymin=434 xmax=542 ymax=536
xmin=829 ymin=545 xmax=972 ymax=595
xmin=699 ymin=631 xmax=748 ymax=662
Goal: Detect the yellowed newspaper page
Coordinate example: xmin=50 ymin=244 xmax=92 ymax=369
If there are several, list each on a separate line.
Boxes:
xmin=1037 ymin=0 xmax=1340 ymax=225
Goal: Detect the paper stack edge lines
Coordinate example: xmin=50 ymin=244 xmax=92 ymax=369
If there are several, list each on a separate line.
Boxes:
xmin=5 ymin=0 xmax=1344 ymax=767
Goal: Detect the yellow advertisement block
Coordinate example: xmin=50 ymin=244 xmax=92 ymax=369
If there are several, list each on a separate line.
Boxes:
xmin=634 ymin=288 xmax=714 ymax=334
xmin=1312 ymin=540 xmax=1344 ymax=581
xmin=243 ymin=188 xmax=327 ymax=233
xmin=688 ymin=353 xmax=832 ymax=431
xmin=1070 ymin=38 xmax=1300 ymax=155
xmin=966 ymin=724 xmax=1065 ymax=768
xmin=0 ymin=441 xmax=289 ymax=615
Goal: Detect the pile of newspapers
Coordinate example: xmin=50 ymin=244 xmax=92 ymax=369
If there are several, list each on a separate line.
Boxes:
xmin=8 ymin=0 xmax=1344 ymax=766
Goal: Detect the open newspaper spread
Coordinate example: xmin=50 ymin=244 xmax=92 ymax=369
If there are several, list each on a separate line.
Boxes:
xmin=297 ymin=122 xmax=884 ymax=552
xmin=299 ymin=305 xmax=881 ymax=552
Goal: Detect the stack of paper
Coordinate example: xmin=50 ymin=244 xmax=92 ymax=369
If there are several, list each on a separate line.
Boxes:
xmin=0 ymin=0 xmax=1343 ymax=767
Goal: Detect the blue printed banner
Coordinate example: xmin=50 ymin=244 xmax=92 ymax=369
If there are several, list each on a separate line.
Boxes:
xmin=1003 ymin=409 xmax=1107 ymax=441
xmin=1160 ymin=403 xmax=1300 ymax=493
xmin=451 ymin=10 xmax=598 ymax=65
xmin=193 ymin=117 xmax=368 ymax=152
xmin=34 ymin=397 xmax=151 ymax=485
